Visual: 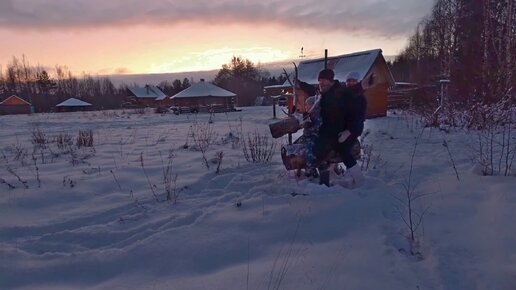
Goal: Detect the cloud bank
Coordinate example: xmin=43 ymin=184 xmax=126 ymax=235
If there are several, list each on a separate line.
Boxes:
xmin=0 ymin=0 xmax=434 ymax=37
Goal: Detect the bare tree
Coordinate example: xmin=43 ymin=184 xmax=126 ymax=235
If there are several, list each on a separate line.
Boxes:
xmin=391 ymin=0 xmax=514 ymax=111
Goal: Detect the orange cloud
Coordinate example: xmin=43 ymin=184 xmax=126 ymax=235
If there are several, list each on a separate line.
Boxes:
xmin=0 ymin=1 xmax=424 ymax=74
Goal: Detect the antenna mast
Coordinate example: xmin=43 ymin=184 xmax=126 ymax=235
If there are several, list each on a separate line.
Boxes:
xmin=299 ymin=47 xmax=306 ymax=60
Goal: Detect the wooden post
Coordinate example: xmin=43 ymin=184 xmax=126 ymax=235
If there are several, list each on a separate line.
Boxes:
xmin=324 ymin=49 xmax=328 ymax=69
xmin=272 ymin=99 xmax=277 ymax=119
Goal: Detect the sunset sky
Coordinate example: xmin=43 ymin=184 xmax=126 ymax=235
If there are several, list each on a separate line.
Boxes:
xmin=0 ymin=0 xmax=434 ymax=75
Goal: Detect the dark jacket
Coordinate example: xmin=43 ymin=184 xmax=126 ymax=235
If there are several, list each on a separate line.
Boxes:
xmin=298 ymin=80 xmax=367 ymax=139
xmin=338 ymin=83 xmax=367 ymax=139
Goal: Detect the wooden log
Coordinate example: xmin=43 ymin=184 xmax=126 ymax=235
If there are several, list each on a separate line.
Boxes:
xmin=269 ymin=117 xmax=300 ymax=138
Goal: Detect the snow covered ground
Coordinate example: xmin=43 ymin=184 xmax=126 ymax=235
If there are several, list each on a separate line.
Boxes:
xmin=0 ymin=106 xmax=514 ymax=290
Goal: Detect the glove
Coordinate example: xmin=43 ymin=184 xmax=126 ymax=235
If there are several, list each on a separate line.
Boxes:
xmin=302 ymin=119 xmax=312 ymax=128
xmin=292 ymin=112 xmax=304 ymax=123
xmin=338 ymin=130 xmax=351 ymax=143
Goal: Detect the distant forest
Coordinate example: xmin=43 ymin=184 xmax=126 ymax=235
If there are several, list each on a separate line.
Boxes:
xmin=389 ymin=0 xmax=514 ymax=104
xmin=0 ymin=56 xmax=287 ymax=112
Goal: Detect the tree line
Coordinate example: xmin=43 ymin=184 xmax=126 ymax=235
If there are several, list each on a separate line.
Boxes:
xmin=389 ymin=0 xmax=514 ymax=105
xmin=0 ymin=55 xmax=200 ymax=112
xmin=0 ymin=55 xmax=286 ymax=111
xmin=157 ymin=78 xmax=192 ymax=97
xmin=212 ymin=56 xmax=287 ymax=106
xmin=0 ymin=56 xmax=125 ymax=112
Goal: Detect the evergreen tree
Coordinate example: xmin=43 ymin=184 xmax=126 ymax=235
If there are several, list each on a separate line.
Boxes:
xmin=182 ymin=78 xmax=191 ymax=89
xmin=36 ymin=70 xmax=52 ymax=94
xmin=213 ymin=56 xmax=264 ymax=106
xmin=172 ymin=79 xmax=183 ymax=94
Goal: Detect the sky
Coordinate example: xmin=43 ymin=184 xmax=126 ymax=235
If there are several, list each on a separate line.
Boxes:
xmin=0 ymin=0 xmax=435 ymax=75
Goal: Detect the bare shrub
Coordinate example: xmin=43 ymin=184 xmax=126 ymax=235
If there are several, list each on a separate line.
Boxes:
xmin=166 ymin=173 xmax=179 ymax=203
xmin=13 ymin=144 xmax=27 ymax=163
xmin=133 ymin=108 xmax=146 ymax=115
xmin=32 ymin=154 xmax=41 ymax=188
xmin=102 ymin=110 xmax=119 ymax=118
xmin=31 ymin=127 xmax=48 ymax=147
xmin=359 ymin=130 xmax=385 ymax=171
xmin=7 ymin=166 xmax=29 ymax=189
xmin=267 ymin=219 xmax=301 ymax=290
xmin=110 ymin=170 xmax=122 ymax=191
xmin=76 ymin=129 xmax=94 ymax=148
xmin=0 ymin=178 xmax=15 ymax=189
xmin=0 ymin=149 xmax=7 ymax=164
xmin=69 ymin=147 xmax=79 ymax=166
xmin=160 ymin=150 xmax=179 ymax=203
xmin=412 ymin=95 xmax=515 ymax=177
xmin=224 ymin=113 xmax=243 ymax=148
xmin=190 ymin=122 xmax=218 ymax=150
xmin=360 ymin=143 xmax=375 ymax=171
xmin=56 ymin=133 xmax=73 ymax=150
xmin=190 ymin=122 xmax=218 ymax=169
xmin=68 ymin=146 xmax=94 ymax=166
xmin=420 ymin=101 xmax=469 ymax=129
xmin=62 ymin=176 xmax=75 ymax=188
xmin=242 ymin=130 xmax=276 ymax=163
xmin=221 ymin=132 xmax=240 ymax=149
xmin=393 ymin=129 xmax=431 ymax=258
xmin=215 ymin=151 xmax=224 ymax=173
xmin=467 ymin=98 xmax=515 ymax=176
xmin=140 ymin=152 xmax=159 ymax=202
xmin=442 ymin=139 xmax=460 ymax=180
xmin=473 ymin=125 xmax=515 ymax=176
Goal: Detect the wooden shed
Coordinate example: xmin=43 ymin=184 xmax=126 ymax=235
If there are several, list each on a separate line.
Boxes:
xmin=0 ymin=95 xmax=32 ymax=115
xmin=55 ymin=98 xmax=92 ymax=112
xmin=171 ymin=79 xmax=236 ymax=113
xmin=127 ymin=85 xmax=170 ymax=107
xmin=266 ymin=49 xmax=395 ymax=118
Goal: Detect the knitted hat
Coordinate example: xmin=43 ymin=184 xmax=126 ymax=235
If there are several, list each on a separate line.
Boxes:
xmin=346 ymin=71 xmax=360 ymax=81
xmin=318 ymin=69 xmax=334 ymax=81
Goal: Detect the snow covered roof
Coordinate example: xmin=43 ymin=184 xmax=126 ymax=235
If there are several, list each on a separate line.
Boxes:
xmin=297 ymin=49 xmax=394 ymax=85
xmin=395 ymin=82 xmax=418 ymax=86
xmin=263 ymin=80 xmax=292 ymax=90
xmin=171 ymin=79 xmax=236 ymax=99
xmin=128 ymin=85 xmax=168 ymax=100
xmin=56 ymin=98 xmax=92 ymax=107
xmin=0 ymin=95 xmax=31 ymax=106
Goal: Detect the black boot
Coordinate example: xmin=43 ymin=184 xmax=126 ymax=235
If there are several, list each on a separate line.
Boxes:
xmin=319 ymin=169 xmax=330 ymax=186
xmin=317 ymin=161 xmax=330 ymax=186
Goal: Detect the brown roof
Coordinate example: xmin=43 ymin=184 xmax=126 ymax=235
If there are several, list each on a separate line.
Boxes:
xmin=0 ymin=95 xmax=31 ymax=106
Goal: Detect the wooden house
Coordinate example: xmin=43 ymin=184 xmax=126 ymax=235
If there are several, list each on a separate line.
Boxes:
xmin=0 ymin=95 xmax=32 ymax=115
xmin=265 ymin=49 xmax=395 ymax=118
xmin=127 ymin=85 xmax=170 ymax=107
xmin=171 ymin=79 xmax=236 ymax=113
